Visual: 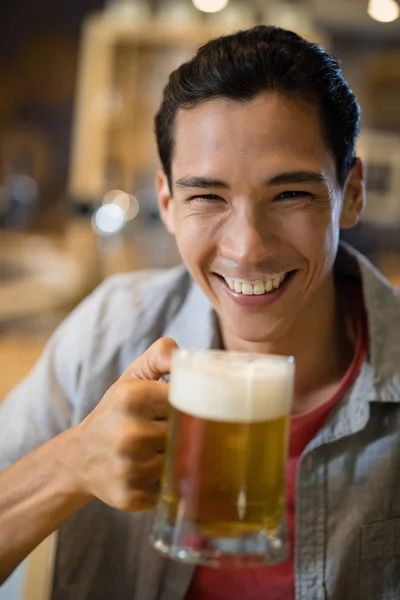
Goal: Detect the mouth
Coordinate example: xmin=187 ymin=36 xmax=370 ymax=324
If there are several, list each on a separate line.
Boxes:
xmin=219 ymin=272 xmax=292 ymax=296
xmin=213 ymin=270 xmax=296 ymax=308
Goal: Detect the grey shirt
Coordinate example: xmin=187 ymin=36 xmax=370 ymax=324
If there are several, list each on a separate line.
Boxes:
xmin=1 ymin=244 xmax=400 ymax=600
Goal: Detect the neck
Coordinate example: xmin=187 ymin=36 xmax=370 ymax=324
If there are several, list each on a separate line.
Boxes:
xmin=220 ymin=273 xmax=354 ymax=414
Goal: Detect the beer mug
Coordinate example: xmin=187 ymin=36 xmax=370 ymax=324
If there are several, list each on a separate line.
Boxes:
xmin=151 ymin=349 xmax=294 ymax=567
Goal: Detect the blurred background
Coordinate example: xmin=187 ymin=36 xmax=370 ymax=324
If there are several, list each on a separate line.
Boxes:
xmin=1 ymin=0 xmax=400 ymax=399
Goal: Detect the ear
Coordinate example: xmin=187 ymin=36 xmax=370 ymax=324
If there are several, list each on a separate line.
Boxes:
xmin=156 ymin=170 xmax=175 ymax=235
xmin=340 ymin=158 xmax=366 ymax=229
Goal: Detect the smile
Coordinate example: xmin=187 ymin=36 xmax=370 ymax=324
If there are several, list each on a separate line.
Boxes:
xmin=222 ymin=273 xmax=288 ymax=296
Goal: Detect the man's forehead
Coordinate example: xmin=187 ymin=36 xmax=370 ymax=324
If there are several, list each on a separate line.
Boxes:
xmin=171 ymin=94 xmax=333 ymax=181
xmin=174 ymin=94 xmax=320 ymax=135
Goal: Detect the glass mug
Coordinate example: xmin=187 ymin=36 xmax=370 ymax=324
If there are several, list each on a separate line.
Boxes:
xmin=151 ymin=349 xmax=294 ymax=568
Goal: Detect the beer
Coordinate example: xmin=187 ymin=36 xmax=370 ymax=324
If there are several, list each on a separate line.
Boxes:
xmin=152 ymin=350 xmax=294 ymax=567
xmin=164 ymin=410 xmax=288 ymax=537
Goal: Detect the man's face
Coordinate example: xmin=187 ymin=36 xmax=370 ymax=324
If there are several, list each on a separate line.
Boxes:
xmin=158 ymin=93 xmax=363 ymax=344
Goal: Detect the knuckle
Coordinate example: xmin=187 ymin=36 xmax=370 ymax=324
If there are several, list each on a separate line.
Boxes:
xmin=115 ymin=381 xmax=154 ymax=416
xmin=115 ymin=420 xmax=165 ymax=457
xmin=129 ymin=424 xmax=155 ymax=455
xmin=119 ymin=456 xmax=164 ymax=494
xmin=115 ymin=421 xmax=148 ymax=457
xmin=137 ymin=453 xmax=164 ymax=478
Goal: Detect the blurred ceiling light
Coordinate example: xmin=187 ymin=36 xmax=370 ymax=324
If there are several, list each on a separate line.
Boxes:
xmin=92 ymin=203 xmax=125 ymax=235
xmin=103 ymin=189 xmax=129 ymax=210
xmin=192 ymin=0 xmax=229 ymax=14
xmin=112 ymin=191 xmax=131 ymax=214
xmin=125 ymin=195 xmax=140 ymax=221
xmin=102 ymin=189 xmax=140 ymax=221
xmin=367 ymin=0 xmax=400 ymax=22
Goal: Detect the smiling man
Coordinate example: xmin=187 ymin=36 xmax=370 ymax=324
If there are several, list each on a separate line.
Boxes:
xmin=156 ymin=87 xmax=363 ymax=417
xmin=1 ymin=25 xmax=400 ymax=600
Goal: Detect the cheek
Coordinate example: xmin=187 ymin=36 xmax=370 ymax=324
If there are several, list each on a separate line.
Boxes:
xmin=278 ymin=205 xmax=339 ymax=263
xmin=174 ymin=214 xmax=219 ymax=267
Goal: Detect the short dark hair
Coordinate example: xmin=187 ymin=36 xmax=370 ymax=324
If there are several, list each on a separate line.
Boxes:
xmin=154 ymin=25 xmax=360 ymax=190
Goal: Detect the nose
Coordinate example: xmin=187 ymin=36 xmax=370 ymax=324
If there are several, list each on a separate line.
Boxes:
xmin=219 ymin=206 xmax=279 ymax=266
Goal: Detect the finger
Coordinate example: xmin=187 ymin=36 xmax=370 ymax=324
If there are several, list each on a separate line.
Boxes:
xmin=125 ymin=454 xmax=165 ymax=491
xmin=117 ymin=420 xmax=167 ymax=457
xmin=120 ymin=338 xmax=179 ymax=382
xmin=117 ymin=380 xmax=169 ymax=420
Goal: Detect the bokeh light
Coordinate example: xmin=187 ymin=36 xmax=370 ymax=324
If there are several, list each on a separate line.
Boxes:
xmin=367 ymin=0 xmax=400 ymax=22
xmin=192 ymin=0 xmax=229 ymax=14
xmin=92 ymin=203 xmax=125 ymax=235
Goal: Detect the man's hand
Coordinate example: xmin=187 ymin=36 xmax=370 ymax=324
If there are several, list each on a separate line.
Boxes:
xmin=70 ymin=337 xmax=178 ymax=512
xmin=0 ymin=337 xmax=179 ymax=584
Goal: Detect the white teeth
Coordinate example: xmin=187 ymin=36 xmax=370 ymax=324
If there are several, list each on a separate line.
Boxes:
xmin=265 ymin=279 xmax=273 ymax=292
xmin=223 ymin=273 xmax=288 ymax=296
xmin=273 ymin=276 xmax=281 ymax=289
xmin=253 ymin=282 xmax=265 ymax=295
xmin=242 ymin=283 xmax=253 ymax=295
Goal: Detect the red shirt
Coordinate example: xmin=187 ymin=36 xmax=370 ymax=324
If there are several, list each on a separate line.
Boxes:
xmin=186 ymin=320 xmax=367 ymax=600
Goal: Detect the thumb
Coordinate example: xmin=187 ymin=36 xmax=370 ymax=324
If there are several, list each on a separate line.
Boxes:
xmin=120 ymin=337 xmax=179 ymax=381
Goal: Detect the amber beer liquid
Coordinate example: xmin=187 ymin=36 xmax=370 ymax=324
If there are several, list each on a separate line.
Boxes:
xmin=151 ymin=350 xmax=294 ymax=568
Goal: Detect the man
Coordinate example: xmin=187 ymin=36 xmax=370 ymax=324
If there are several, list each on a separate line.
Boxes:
xmin=1 ymin=25 xmax=400 ymax=600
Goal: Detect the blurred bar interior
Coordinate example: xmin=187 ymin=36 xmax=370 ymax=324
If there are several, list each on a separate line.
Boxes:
xmin=1 ymin=0 xmax=400 ymax=398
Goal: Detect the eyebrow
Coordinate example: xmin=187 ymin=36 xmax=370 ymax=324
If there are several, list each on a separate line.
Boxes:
xmin=266 ymin=171 xmax=326 ymax=186
xmin=174 ymin=171 xmax=326 ymax=190
xmin=174 ymin=176 xmax=229 ymax=190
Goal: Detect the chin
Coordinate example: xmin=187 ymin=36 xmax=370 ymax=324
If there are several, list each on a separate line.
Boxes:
xmin=223 ymin=315 xmax=291 ymax=346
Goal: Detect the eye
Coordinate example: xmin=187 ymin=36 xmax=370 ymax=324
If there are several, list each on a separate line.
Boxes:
xmin=189 ymin=194 xmax=226 ymax=203
xmin=274 ymin=191 xmax=313 ymax=200
xmin=274 ymin=190 xmax=313 ymax=201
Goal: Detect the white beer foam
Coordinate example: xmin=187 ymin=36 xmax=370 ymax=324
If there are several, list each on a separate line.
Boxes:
xmin=169 ymin=358 xmax=293 ymax=423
